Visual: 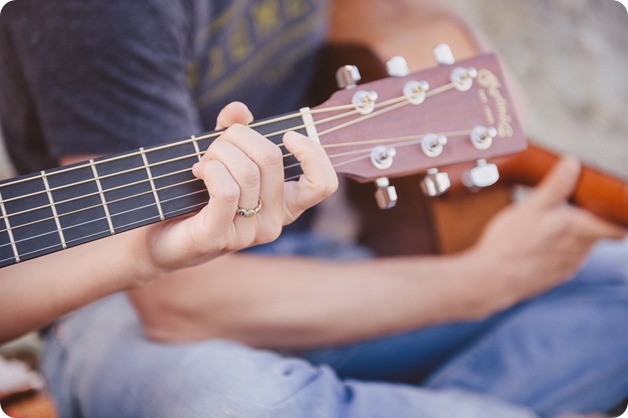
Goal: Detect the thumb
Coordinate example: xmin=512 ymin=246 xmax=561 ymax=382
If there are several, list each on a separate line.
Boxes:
xmin=528 ymin=155 xmax=581 ymax=209
xmin=282 ymin=131 xmax=338 ymax=222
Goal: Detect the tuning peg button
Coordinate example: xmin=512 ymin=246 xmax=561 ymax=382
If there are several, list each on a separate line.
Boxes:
xmin=374 ymin=177 xmax=398 ymax=209
xmin=433 ymin=43 xmax=456 ymax=65
xmin=336 ymin=65 xmax=361 ymax=89
xmin=421 ymin=168 xmax=451 ymax=197
xmin=463 ymin=159 xmax=500 ymax=189
xmin=386 ymin=56 xmax=410 ymax=77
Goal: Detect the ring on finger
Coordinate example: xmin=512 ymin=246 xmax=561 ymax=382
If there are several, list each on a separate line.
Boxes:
xmin=236 ymin=199 xmax=262 ymax=218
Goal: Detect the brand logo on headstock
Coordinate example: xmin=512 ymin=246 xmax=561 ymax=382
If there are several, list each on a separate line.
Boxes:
xmin=477 ymin=69 xmax=513 ymax=138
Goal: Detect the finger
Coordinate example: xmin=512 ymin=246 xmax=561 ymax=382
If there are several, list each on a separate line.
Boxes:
xmin=572 ymin=209 xmax=628 ymax=241
xmin=282 ymin=131 xmax=338 ymax=223
xmin=204 ymin=138 xmax=261 ymax=212
xmin=188 ymin=159 xmax=241 ymax=252
xmin=528 ymin=155 xmax=581 ymax=209
xmin=218 ymin=124 xmax=285 ymax=213
xmin=215 ymin=102 xmax=254 ymax=130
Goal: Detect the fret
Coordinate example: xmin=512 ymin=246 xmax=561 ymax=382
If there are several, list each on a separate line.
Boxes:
xmin=90 ymin=159 xmax=115 ymax=235
xmin=41 ymin=170 xmax=67 ymax=249
xmin=94 ymin=152 xmax=161 ymax=234
xmin=45 ymin=163 xmax=110 ymax=248
xmin=140 ymin=147 xmax=165 ymax=221
xmin=0 ymin=173 xmax=62 ymax=263
xmin=0 ymin=189 xmax=20 ymax=265
xmin=191 ymin=135 xmax=203 ymax=162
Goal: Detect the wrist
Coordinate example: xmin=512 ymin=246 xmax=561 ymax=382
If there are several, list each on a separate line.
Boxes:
xmin=123 ymin=228 xmax=169 ymax=287
xmin=453 ymin=248 xmax=518 ymax=318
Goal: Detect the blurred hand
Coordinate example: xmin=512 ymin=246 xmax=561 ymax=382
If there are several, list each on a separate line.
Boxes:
xmin=140 ymin=102 xmax=338 ymax=277
xmin=470 ymin=156 xmax=626 ymax=308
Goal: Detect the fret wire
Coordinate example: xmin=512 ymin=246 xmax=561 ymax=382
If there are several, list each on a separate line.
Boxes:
xmin=140 ymin=147 xmax=165 ymax=221
xmin=41 ymin=170 xmax=67 ymax=249
xmin=191 ymin=135 xmax=202 ymax=162
xmin=0 ymin=189 xmax=20 ymax=262
xmin=90 ymin=159 xmax=115 ymax=235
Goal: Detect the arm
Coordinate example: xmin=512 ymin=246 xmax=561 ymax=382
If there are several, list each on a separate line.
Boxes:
xmin=0 ymin=103 xmax=337 ymax=343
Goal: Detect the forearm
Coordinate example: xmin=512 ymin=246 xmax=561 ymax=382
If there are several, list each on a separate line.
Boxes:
xmin=129 ymin=251 xmax=505 ymax=349
xmin=0 ymin=228 xmax=154 ymax=342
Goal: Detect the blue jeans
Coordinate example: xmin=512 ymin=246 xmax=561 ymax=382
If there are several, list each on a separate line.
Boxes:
xmin=41 ymin=235 xmax=628 ymax=418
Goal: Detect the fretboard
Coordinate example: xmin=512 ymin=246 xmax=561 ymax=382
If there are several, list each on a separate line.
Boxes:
xmin=0 ymin=112 xmax=307 ymax=268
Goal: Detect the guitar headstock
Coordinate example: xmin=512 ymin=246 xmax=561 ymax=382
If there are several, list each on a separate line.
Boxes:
xmin=309 ymin=48 xmax=525 ymax=208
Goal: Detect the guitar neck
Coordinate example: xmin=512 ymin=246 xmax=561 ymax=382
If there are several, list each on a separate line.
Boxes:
xmin=499 ymin=143 xmax=628 ymax=227
xmin=0 ymin=113 xmax=307 ymax=268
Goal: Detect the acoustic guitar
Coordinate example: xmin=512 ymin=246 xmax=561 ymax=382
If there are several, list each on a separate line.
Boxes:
xmin=0 ymin=51 xmax=526 ymax=268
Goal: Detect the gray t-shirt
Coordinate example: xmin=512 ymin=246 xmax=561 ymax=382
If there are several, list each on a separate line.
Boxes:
xmin=0 ymin=0 xmax=327 ymax=174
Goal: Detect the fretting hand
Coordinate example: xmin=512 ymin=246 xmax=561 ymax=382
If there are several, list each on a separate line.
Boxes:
xmin=140 ymin=102 xmax=338 ymax=277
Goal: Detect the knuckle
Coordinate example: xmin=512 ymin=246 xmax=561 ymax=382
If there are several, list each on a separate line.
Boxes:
xmin=257 ymin=222 xmax=282 ymax=244
xmin=260 ymin=143 xmax=284 ymax=169
xmin=212 ymin=185 xmax=240 ymax=206
xmin=239 ymin=164 xmax=261 ymax=189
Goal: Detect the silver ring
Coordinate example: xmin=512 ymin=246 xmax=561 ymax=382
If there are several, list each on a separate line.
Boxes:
xmin=236 ymin=199 xmax=262 ymax=218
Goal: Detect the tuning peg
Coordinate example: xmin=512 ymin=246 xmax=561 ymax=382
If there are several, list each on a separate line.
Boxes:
xmin=463 ymin=159 xmax=500 ymax=189
xmin=374 ymin=177 xmax=398 ymax=209
xmin=336 ymin=65 xmax=361 ymax=89
xmin=420 ymin=168 xmax=451 ymax=197
xmin=421 ymin=133 xmax=448 ymax=158
xmin=370 ymin=145 xmax=396 ymax=170
xmin=470 ymin=126 xmax=497 ymax=150
xmin=386 ymin=56 xmax=410 ymax=77
xmin=433 ymin=43 xmax=456 ymax=65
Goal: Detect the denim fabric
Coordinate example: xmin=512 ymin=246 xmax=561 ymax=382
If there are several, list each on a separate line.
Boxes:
xmin=41 ymin=235 xmax=628 ymax=418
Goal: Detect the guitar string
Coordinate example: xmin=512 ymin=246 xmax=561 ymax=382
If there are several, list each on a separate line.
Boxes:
xmin=0 ymin=193 xmax=209 ymax=264
xmin=0 ymin=81 xmax=465 ymax=240
xmin=0 ymin=95 xmax=411 ymax=207
xmin=0 ymin=130 xmax=472 ymax=257
xmin=0 ymin=88 xmax=434 ymax=217
xmin=1 ymin=129 xmax=474 ymax=242
xmin=0 ymin=81 xmax=451 ymax=198
xmin=0 ymin=128 xmax=473 ymax=246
